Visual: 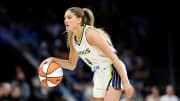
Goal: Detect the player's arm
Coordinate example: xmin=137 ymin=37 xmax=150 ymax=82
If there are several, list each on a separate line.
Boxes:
xmin=39 ymin=35 xmax=79 ymax=71
xmin=55 ymin=35 xmax=79 ymax=70
xmin=86 ymin=28 xmax=129 ymax=84
xmin=86 ymin=28 xmax=134 ymax=97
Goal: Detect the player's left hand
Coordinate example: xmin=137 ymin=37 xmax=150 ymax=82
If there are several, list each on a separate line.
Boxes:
xmin=123 ymin=82 xmax=134 ymax=98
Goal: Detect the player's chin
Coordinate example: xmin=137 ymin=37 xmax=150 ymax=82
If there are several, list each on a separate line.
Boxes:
xmin=65 ymin=27 xmax=71 ymax=31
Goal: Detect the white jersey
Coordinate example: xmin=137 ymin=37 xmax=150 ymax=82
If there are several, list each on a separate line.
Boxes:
xmin=73 ymin=25 xmax=116 ymax=71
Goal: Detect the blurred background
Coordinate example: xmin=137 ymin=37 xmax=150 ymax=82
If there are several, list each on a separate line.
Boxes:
xmin=0 ymin=0 xmax=177 ymax=101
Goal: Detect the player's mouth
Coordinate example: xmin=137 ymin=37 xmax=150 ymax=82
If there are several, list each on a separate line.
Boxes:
xmin=65 ymin=24 xmax=70 ymax=27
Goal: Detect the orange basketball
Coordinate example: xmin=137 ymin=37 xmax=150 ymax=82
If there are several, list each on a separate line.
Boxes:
xmin=38 ymin=62 xmax=63 ymax=87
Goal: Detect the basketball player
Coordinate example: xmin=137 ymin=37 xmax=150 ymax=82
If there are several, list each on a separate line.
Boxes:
xmin=39 ymin=7 xmax=134 ymax=101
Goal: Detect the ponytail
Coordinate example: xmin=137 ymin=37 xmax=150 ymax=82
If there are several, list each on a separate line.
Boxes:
xmin=82 ymin=8 xmax=112 ymax=45
xmin=82 ymin=8 xmax=94 ymax=26
xmin=96 ymin=28 xmax=112 ymax=46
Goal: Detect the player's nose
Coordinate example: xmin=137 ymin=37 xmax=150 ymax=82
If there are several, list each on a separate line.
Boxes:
xmin=64 ymin=19 xmax=68 ymax=24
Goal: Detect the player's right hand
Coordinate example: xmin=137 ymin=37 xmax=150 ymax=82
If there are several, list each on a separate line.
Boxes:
xmin=39 ymin=57 xmax=55 ymax=69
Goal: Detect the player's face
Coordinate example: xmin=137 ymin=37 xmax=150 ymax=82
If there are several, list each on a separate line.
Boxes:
xmin=64 ymin=10 xmax=82 ymax=32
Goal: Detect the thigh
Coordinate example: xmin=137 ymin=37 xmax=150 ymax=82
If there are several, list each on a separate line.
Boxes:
xmin=104 ymin=86 xmax=122 ymax=101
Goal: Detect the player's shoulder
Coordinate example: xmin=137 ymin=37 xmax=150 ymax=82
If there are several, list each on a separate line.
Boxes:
xmin=86 ymin=25 xmax=97 ymax=32
xmin=85 ymin=26 xmax=101 ymax=38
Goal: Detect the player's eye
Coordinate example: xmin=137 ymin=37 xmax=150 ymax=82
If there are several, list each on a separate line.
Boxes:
xmin=67 ymin=16 xmax=71 ymax=19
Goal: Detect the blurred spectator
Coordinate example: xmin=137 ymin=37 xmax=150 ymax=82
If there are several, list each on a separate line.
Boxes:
xmin=71 ymin=68 xmax=87 ymax=101
xmin=121 ymin=47 xmax=137 ymax=73
xmin=121 ymin=87 xmax=144 ymax=101
xmin=45 ymin=21 xmax=63 ymax=39
xmin=13 ymin=22 xmax=39 ymax=52
xmin=84 ymin=82 xmax=93 ymax=101
xmin=10 ymin=85 xmax=21 ymax=101
xmin=11 ymin=66 xmax=30 ymax=101
xmin=57 ymin=84 xmax=77 ymax=101
xmin=121 ymin=47 xmax=149 ymax=79
xmin=48 ymin=91 xmax=66 ymax=101
xmin=160 ymin=84 xmax=178 ymax=101
xmin=145 ymin=86 xmax=160 ymax=101
xmin=0 ymin=83 xmax=3 ymax=100
xmin=1 ymin=82 xmax=12 ymax=100
xmin=132 ymin=55 xmax=149 ymax=81
xmin=31 ymin=75 xmax=51 ymax=101
xmin=0 ymin=82 xmax=12 ymax=101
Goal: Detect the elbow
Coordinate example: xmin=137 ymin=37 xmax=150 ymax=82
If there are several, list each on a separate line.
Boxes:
xmin=69 ymin=64 xmax=76 ymax=71
xmin=67 ymin=60 xmax=77 ymax=70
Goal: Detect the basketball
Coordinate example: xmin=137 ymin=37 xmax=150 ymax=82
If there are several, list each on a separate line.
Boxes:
xmin=38 ymin=62 xmax=63 ymax=87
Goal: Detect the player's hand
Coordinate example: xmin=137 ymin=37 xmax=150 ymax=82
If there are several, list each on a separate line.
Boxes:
xmin=39 ymin=57 xmax=55 ymax=69
xmin=123 ymin=82 xmax=134 ymax=98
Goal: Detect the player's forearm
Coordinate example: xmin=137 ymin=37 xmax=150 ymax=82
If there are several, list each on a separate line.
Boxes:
xmin=53 ymin=58 xmax=76 ymax=70
xmin=112 ymin=57 xmax=130 ymax=84
xmin=114 ymin=61 xmax=129 ymax=84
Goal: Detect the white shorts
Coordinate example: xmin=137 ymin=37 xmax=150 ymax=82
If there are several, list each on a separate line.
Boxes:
xmin=93 ymin=62 xmax=127 ymax=98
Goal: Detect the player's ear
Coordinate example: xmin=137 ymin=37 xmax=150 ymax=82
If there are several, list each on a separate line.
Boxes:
xmin=77 ymin=17 xmax=82 ymax=25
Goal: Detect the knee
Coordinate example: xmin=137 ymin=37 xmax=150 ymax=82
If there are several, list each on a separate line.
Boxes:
xmin=104 ymin=86 xmax=122 ymax=101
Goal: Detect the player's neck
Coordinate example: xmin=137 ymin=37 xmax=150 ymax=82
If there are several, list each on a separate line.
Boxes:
xmin=73 ymin=26 xmax=83 ymax=41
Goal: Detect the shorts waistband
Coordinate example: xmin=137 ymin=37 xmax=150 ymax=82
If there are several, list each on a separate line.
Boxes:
xmin=91 ymin=64 xmax=113 ymax=72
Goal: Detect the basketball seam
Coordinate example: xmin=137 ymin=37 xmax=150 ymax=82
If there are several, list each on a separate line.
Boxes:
xmin=39 ymin=74 xmax=46 ymax=77
xmin=47 ymin=79 xmax=62 ymax=85
xmin=46 ymin=77 xmax=63 ymax=84
xmin=42 ymin=63 xmax=62 ymax=87
xmin=47 ymin=63 xmax=60 ymax=74
xmin=41 ymin=66 xmax=47 ymax=74
xmin=46 ymin=64 xmax=49 ymax=86
xmin=39 ymin=67 xmax=46 ymax=77
xmin=42 ymin=80 xmax=47 ymax=86
xmin=46 ymin=63 xmax=61 ymax=86
xmin=47 ymin=68 xmax=62 ymax=76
